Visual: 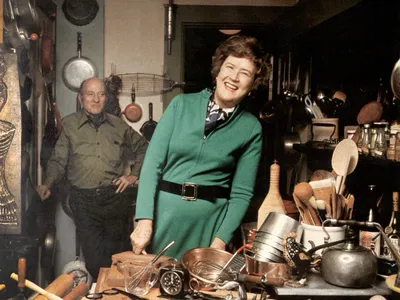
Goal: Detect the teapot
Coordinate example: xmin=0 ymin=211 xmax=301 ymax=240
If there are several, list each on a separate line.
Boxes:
xmin=321 ymin=226 xmax=377 ymax=288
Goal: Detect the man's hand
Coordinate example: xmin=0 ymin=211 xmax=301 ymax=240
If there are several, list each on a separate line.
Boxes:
xmin=130 ymin=219 xmax=153 ymax=255
xmin=113 ymin=175 xmax=138 ymax=193
xmin=36 ymin=185 xmax=51 ymax=201
xmin=210 ymin=237 xmax=226 ymax=250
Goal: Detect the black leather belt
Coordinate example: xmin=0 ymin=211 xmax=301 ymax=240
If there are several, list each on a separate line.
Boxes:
xmin=159 ymin=180 xmax=230 ymax=201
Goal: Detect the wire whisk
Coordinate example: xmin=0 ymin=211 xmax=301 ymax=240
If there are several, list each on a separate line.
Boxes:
xmin=192 ymin=259 xmax=235 ymax=284
xmin=126 ymin=241 xmax=175 ymax=292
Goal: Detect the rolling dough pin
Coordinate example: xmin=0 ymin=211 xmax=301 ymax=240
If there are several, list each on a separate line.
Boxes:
xmin=31 ymin=273 xmax=75 ymax=300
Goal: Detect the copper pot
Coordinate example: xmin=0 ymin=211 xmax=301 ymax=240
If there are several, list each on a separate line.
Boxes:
xmin=244 ymin=250 xmax=291 ymax=286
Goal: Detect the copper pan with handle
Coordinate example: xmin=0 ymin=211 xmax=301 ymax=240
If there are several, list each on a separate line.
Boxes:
xmin=40 ymin=21 xmax=53 ymax=75
xmin=122 ymin=86 xmax=142 ymax=123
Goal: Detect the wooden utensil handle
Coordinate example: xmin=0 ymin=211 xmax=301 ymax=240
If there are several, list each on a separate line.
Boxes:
xmin=18 ymin=258 xmax=26 ymax=288
xmin=305 ymin=202 xmax=322 ymax=226
xmin=63 ymin=282 xmax=89 ymax=300
xmin=10 ymin=273 xmax=63 ymax=300
xmin=293 ymin=194 xmax=312 ymax=224
xmin=32 ymin=273 xmax=75 ymax=300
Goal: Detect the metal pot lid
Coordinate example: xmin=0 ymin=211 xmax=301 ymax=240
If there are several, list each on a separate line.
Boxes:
xmin=391 ymin=59 xmax=400 ymax=99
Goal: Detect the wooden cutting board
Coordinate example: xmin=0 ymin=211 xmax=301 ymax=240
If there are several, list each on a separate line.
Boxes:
xmin=106 ymin=264 xmax=124 ymax=287
xmin=111 ymin=251 xmax=173 ymax=265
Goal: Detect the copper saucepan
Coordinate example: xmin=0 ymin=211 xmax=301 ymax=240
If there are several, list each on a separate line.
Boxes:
xmin=122 ymin=87 xmax=142 ymax=123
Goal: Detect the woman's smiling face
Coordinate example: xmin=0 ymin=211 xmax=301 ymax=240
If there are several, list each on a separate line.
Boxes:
xmin=214 ymin=55 xmax=257 ymax=108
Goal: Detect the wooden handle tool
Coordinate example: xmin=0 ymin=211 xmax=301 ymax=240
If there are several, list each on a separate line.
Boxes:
xmin=17 ymin=258 xmax=26 ymax=290
xmin=63 ymin=282 xmax=89 ymax=300
xmin=10 ymin=273 xmax=63 ymax=300
xmin=32 ymin=273 xmax=75 ymax=300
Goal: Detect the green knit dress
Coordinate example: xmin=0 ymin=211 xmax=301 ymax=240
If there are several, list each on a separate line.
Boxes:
xmin=135 ymin=89 xmax=262 ymax=259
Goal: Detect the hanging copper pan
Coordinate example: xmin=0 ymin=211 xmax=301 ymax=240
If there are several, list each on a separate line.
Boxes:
xmin=40 ymin=21 xmax=53 ymax=75
xmin=122 ymin=87 xmax=142 ymax=123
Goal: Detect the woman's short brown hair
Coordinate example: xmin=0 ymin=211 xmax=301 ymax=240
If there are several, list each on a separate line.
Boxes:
xmin=211 ymin=35 xmax=270 ymax=91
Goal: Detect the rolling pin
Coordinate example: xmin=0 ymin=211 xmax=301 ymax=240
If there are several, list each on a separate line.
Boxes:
xmin=10 ymin=273 xmax=63 ymax=300
xmin=63 ymin=282 xmax=89 ymax=300
xmin=31 ymin=273 xmax=75 ymax=300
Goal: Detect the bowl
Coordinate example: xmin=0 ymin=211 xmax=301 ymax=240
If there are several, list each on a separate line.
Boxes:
xmin=123 ymin=264 xmax=159 ymax=296
xmin=181 ymin=247 xmax=234 ymax=290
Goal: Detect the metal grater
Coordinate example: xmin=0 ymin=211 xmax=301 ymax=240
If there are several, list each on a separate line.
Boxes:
xmin=216 ymin=251 xmax=246 ymax=282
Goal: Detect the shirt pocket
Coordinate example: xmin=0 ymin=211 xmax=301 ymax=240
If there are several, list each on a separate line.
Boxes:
xmin=104 ymin=138 xmax=123 ymax=165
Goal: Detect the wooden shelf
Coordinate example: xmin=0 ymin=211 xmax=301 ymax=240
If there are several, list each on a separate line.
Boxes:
xmin=293 ymin=142 xmax=400 ymax=190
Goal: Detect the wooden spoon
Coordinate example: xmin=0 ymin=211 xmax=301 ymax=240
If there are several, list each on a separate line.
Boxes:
xmin=331 ymin=139 xmax=359 ymax=194
xmin=294 ymin=183 xmax=322 ymax=226
xmin=293 ymin=193 xmax=312 ymax=225
xmin=357 ymin=101 xmax=383 ymax=125
xmin=310 ymin=169 xmax=336 ymax=182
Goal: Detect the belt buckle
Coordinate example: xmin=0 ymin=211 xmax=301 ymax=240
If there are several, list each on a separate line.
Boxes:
xmin=182 ymin=182 xmax=197 ymax=201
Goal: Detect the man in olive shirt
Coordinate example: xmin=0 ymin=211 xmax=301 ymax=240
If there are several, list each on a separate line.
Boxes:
xmin=37 ymin=77 xmax=148 ymax=279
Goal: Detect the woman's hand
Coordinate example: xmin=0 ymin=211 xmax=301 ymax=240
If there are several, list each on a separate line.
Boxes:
xmin=130 ymin=219 xmax=153 ymax=254
xmin=113 ymin=175 xmax=138 ymax=193
xmin=210 ymin=237 xmax=226 ymax=250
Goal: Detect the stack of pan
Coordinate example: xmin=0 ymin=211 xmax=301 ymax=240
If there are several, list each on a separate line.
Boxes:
xmin=252 ymin=212 xmax=303 ymax=263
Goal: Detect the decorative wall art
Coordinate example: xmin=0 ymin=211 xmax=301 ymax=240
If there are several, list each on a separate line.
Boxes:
xmin=0 ymin=53 xmax=22 ymax=234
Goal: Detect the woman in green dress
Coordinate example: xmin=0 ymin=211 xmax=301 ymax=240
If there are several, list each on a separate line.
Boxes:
xmin=131 ymin=35 xmax=270 ymax=258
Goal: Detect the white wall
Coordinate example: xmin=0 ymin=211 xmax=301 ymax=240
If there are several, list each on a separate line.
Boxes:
xmin=104 ymin=0 xmax=165 ymax=132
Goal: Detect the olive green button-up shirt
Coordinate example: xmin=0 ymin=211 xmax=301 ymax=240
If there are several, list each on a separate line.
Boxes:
xmin=44 ymin=109 xmax=148 ymax=189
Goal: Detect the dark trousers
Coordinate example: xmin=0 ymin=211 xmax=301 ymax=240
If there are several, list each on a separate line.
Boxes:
xmin=69 ymin=186 xmax=136 ymax=280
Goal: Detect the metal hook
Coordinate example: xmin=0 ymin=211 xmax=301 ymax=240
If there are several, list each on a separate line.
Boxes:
xmin=322 ymin=219 xmax=331 ymax=243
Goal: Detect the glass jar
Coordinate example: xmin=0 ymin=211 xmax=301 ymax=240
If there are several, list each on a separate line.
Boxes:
xmin=387 ymin=132 xmax=396 ymax=160
xmin=396 ymin=132 xmax=400 ymax=161
xmin=356 ymin=124 xmax=365 ymax=154
xmin=374 ymin=125 xmax=387 ymax=158
xmin=361 ymin=123 xmax=372 ymax=156
xmin=370 ymin=127 xmax=378 ymax=157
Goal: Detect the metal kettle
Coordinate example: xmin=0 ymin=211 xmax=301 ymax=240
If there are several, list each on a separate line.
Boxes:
xmin=321 ymin=226 xmax=377 ymax=288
